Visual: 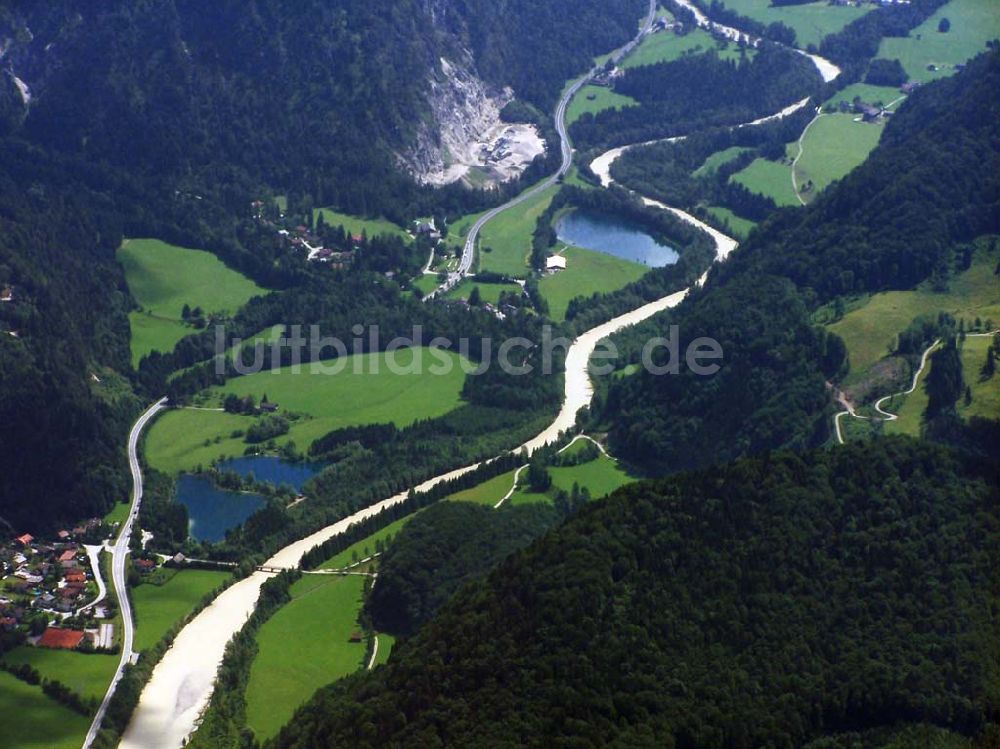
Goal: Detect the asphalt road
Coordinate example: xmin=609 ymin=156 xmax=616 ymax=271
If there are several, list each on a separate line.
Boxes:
xmin=82 ymin=397 xmax=168 ymax=749
xmin=428 ymin=0 xmax=658 ymax=296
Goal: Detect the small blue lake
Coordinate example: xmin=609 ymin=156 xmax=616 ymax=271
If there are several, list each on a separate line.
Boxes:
xmin=556 ymin=210 xmax=679 ymax=266
xmin=217 ymin=455 xmax=326 ymax=491
xmin=175 ymin=474 xmax=266 ymax=543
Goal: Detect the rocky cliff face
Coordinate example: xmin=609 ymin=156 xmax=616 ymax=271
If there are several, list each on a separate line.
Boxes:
xmin=402 ymin=55 xmax=544 ymax=187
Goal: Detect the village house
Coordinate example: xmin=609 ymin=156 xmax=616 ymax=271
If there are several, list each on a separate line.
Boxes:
xmin=37 ymin=626 xmax=85 ymax=650
xmin=546 ymin=254 xmax=567 ymax=272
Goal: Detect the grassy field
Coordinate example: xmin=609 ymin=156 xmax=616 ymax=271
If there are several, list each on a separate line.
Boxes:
xmin=828 ymin=240 xmax=1000 ymax=376
xmin=412 ymin=275 xmax=442 ymax=297
xmin=443 ymin=441 xmax=636 ymax=507
xmin=313 ymin=208 xmax=410 ymax=241
xmin=120 ymin=238 xmax=265 ymax=365
xmin=479 ymin=185 xmax=558 ymax=277
xmin=319 ymin=515 xmax=415 ymax=569
xmin=373 ymin=633 xmax=395 ymax=667
xmin=538 ymin=245 xmax=648 ymax=321
xmin=103 ymin=500 xmax=130 ymax=525
xmin=693 ymin=146 xmax=751 ymax=177
xmin=718 ymin=0 xmax=871 ymax=49
xmin=510 ymin=449 xmax=635 ymax=505
xmin=145 ymin=348 xmax=469 ymax=474
xmin=824 ymin=83 xmax=905 ymax=111
xmin=566 ymin=85 xmax=638 ymax=124
xmin=623 ymin=27 xmax=749 ymax=69
xmin=959 ymin=335 xmax=1000 ymax=422
xmin=878 ymin=0 xmax=1000 ymax=83
xmin=2 ymin=645 xmax=119 ymax=701
xmin=880 ymin=335 xmax=998 ymax=436
xmin=0 ymin=670 xmax=92 ymax=749
xmin=444 ymin=279 xmax=524 ymax=305
xmin=132 ymin=569 xmax=231 ymax=651
xmin=794 ymin=114 xmax=884 ymax=197
xmin=730 ymin=157 xmax=798 ymax=206
xmin=704 ymin=206 xmax=756 ymax=240
xmin=245 ymin=574 xmax=367 ymax=741
xmin=446 ymin=469 xmax=520 ymax=506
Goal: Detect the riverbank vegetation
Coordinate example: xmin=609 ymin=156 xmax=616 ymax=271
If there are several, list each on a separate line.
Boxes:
xmin=270 ymin=439 xmax=1000 ymax=749
xmin=571 ymin=45 xmax=821 ymax=149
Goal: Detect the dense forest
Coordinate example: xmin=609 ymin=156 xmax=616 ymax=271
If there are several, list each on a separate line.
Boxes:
xmin=570 ymin=45 xmax=820 ymax=149
xmin=271 ymin=439 xmax=1000 ymax=749
xmin=0 ymin=0 xmax=649 ymax=532
xmin=367 ymin=501 xmax=560 ymax=637
xmin=599 ymin=50 xmax=999 ymax=475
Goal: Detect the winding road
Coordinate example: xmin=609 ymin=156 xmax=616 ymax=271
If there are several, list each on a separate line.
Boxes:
xmin=117 ymin=5 xmax=849 ymax=746
xmin=428 ymin=0 xmax=659 ymax=297
xmin=83 ymin=397 xmax=168 ymax=749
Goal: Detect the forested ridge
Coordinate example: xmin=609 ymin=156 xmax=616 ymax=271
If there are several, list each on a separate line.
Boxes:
xmin=0 ymin=0 xmax=646 ymax=531
xmin=600 ymin=50 xmax=1000 ymax=475
xmin=271 ymin=438 xmax=1000 ymax=749
xmin=571 ymin=45 xmax=821 ymax=150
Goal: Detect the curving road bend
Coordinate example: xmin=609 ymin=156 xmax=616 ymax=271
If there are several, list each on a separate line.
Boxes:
xmin=120 ymin=5 xmax=748 ymax=747
xmin=83 ymin=397 xmax=168 ymax=749
xmin=428 ymin=0 xmax=659 ymax=297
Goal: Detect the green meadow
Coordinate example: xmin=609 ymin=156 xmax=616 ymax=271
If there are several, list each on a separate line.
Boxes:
xmin=2 ymin=645 xmax=118 ymax=702
xmin=145 ymin=348 xmax=469 ymax=474
xmin=313 ymin=208 xmax=410 ymax=241
xmin=824 ymin=83 xmax=905 ymax=111
xmin=622 ymin=27 xmax=749 ymax=69
xmin=730 ymin=157 xmax=799 ymax=207
xmin=566 ymin=85 xmax=638 ymax=124
xmin=372 ymin=632 xmax=395 ymax=667
xmin=446 ymin=469 xmax=520 ymax=506
xmin=412 ymin=274 xmax=442 ymax=297
xmin=693 ymin=146 xmax=751 ymax=177
xmin=878 ymin=0 xmax=1000 ymax=83
xmin=479 ymin=184 xmax=558 ymax=277
xmin=132 ymin=569 xmax=231 ymax=651
xmin=120 ymin=238 xmax=265 ymax=365
xmin=0 ymin=671 xmax=91 ymax=749
xmin=245 ymin=574 xmax=367 ymax=741
xmin=510 ymin=449 xmax=635 ymax=506
xmin=794 ymin=114 xmax=884 ymax=197
xmin=716 ymin=0 xmax=871 ymax=49
xmin=705 ymin=206 xmax=756 ymax=240
xmin=538 ymin=245 xmax=648 ymax=321
xmin=880 ymin=335 xmax=998 ymax=437
xmin=958 ymin=335 xmax=1000 ymax=422
xmin=445 ymin=280 xmax=524 ymax=305
xmin=444 ymin=440 xmax=636 ymax=507
xmin=318 ymin=515 xmax=415 ymax=569
xmin=827 ymin=240 xmax=1000 ymax=377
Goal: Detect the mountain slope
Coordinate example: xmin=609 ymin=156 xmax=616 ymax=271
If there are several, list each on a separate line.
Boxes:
xmin=271 ymin=438 xmax=1000 ymax=748
xmin=602 ymin=50 xmax=999 ymax=475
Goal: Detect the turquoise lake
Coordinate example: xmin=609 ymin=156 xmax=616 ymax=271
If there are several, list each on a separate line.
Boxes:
xmin=217 ymin=455 xmax=326 ymax=491
xmin=555 ymin=210 xmax=679 ymax=266
xmin=175 ymin=474 xmax=266 ymax=542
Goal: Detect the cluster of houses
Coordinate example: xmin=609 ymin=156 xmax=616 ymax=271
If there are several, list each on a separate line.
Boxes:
xmin=0 ymin=521 xmax=115 ymax=651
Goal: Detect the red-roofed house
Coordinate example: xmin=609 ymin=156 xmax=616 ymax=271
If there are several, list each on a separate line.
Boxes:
xmin=58 ymin=549 xmax=77 ymax=563
xmin=15 ymin=534 xmax=33 ymax=547
xmin=134 ymin=558 xmax=156 ymax=573
xmin=57 ymin=530 xmax=71 ymax=540
xmin=64 ymin=571 xmax=86 ymax=584
xmin=38 ymin=627 xmax=85 ymax=650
